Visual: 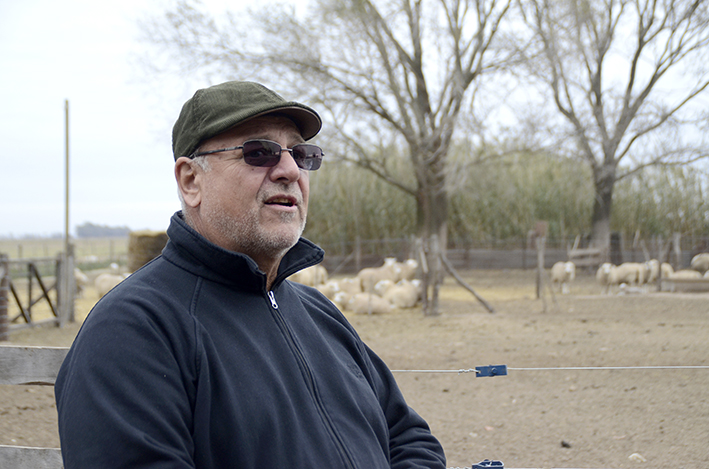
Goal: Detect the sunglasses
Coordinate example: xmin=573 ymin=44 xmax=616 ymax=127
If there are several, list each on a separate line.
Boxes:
xmin=189 ymin=139 xmax=323 ymax=171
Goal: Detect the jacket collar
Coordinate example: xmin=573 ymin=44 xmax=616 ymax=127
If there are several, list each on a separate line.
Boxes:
xmin=162 ymin=212 xmax=324 ymax=291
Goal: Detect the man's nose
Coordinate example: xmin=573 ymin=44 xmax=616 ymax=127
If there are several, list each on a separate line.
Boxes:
xmin=269 ymin=148 xmax=302 ymax=182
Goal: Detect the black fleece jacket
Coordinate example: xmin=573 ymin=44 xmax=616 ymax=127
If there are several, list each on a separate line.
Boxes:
xmin=55 ymin=212 xmax=446 ymax=468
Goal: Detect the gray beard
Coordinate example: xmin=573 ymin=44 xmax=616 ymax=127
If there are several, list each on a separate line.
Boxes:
xmin=208 ymin=206 xmax=306 ymax=261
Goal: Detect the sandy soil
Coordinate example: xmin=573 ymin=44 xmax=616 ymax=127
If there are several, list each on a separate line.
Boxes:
xmin=2 ymin=269 xmax=708 ymax=468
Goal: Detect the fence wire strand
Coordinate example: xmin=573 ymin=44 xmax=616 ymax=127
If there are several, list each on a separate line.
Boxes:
xmin=391 ymin=365 xmax=709 ymax=374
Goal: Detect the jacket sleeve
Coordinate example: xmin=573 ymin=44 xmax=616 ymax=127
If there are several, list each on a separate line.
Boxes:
xmin=55 ymin=293 xmax=198 ymax=469
xmin=364 ymin=344 xmax=447 ymax=469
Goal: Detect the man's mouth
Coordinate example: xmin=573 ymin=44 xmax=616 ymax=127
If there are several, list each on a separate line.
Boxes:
xmin=265 ymin=196 xmax=297 ymax=207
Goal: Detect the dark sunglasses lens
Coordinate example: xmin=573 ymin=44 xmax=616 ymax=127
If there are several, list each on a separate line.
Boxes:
xmin=292 ymin=144 xmax=323 ymax=171
xmin=242 ymin=140 xmax=281 ymax=167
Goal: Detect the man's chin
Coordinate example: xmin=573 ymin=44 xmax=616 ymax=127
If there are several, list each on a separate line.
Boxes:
xmin=262 ymin=223 xmax=305 ymax=251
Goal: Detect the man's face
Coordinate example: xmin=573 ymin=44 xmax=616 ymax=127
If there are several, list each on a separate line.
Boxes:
xmin=187 ymin=116 xmax=310 ymax=264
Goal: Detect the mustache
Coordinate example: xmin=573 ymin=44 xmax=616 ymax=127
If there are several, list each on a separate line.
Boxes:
xmin=260 ymin=186 xmax=304 ymax=205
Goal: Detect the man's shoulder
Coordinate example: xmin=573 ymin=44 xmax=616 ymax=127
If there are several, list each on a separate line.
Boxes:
xmin=86 ymin=258 xmax=197 ymax=330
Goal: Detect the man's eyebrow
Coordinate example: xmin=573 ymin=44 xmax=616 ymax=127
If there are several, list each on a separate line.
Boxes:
xmin=249 ymin=134 xmax=306 ymax=145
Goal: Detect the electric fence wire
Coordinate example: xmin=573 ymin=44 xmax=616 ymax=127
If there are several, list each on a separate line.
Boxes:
xmin=391 ymin=365 xmax=709 ymax=374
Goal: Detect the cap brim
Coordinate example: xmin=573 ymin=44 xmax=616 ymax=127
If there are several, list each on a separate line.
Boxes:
xmin=247 ymin=106 xmax=322 ymax=141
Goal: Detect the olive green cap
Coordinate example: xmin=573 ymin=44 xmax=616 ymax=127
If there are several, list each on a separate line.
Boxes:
xmin=172 ymin=81 xmax=322 ymax=159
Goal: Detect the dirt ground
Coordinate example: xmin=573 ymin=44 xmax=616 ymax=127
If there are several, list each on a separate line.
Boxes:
xmin=2 ymin=269 xmax=708 ymax=468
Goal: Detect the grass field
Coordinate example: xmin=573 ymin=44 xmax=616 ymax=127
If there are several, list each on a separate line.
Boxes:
xmin=0 ymin=237 xmax=129 ymax=261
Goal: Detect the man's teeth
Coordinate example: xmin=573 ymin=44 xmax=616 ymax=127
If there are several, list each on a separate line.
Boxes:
xmin=268 ymin=198 xmax=293 ymax=206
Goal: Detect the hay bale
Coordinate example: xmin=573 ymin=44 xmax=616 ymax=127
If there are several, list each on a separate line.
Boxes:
xmin=127 ymin=230 xmax=168 ymax=272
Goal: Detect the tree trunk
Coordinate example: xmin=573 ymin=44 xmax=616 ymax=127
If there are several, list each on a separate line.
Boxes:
xmin=589 ymin=165 xmax=615 ymax=252
xmin=416 ymin=162 xmax=448 ymax=316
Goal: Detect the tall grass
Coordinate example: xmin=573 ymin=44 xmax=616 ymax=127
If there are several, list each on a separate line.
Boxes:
xmin=306 ymin=152 xmax=707 ymax=251
xmin=612 ymin=166 xmax=709 ymax=239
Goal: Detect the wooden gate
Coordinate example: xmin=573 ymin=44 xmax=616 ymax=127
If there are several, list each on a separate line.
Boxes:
xmin=0 ymin=251 xmax=75 ymax=341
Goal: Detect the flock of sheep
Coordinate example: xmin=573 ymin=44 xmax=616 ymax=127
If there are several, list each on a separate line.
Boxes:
xmin=551 ymin=252 xmax=709 ymax=295
xmin=73 ymin=265 xmax=130 ymax=299
xmin=288 ymin=258 xmax=423 ymax=314
xmin=74 ymin=258 xmax=423 ymax=315
xmin=75 ymin=252 xmax=709 ymax=304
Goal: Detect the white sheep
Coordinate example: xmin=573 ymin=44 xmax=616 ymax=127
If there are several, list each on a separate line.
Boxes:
xmin=661 ymin=262 xmax=674 ymax=279
xmin=646 ymin=259 xmax=673 ymax=283
xmin=645 ymin=259 xmax=660 ymax=284
xmin=690 ymin=253 xmax=709 ymax=275
xmin=614 ymin=262 xmax=646 ymax=286
xmin=316 ymin=279 xmax=341 ymax=301
xmin=74 ymin=268 xmax=89 ymax=298
xmin=338 ymin=277 xmax=363 ymax=296
xmin=95 ymin=272 xmax=130 ymax=298
xmin=669 ymin=269 xmax=702 ymax=279
xmin=394 ymin=259 xmax=419 ymax=281
xmin=289 ymin=265 xmax=328 ymax=287
xmin=595 ymin=263 xmax=617 ymax=294
xmin=346 ymin=293 xmax=392 ymax=315
xmin=327 ymin=277 xmax=363 ymax=307
xmin=373 ymin=279 xmax=395 ymax=297
xmin=383 ymin=279 xmax=422 ymax=309
xmin=550 ymin=261 xmax=576 ymax=294
xmin=357 ymin=258 xmax=402 ymax=293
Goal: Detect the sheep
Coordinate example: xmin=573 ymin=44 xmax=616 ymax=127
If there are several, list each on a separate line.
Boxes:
xmin=394 ymin=259 xmax=419 ymax=281
xmin=316 ymin=279 xmax=341 ymax=302
xmin=595 ymin=262 xmax=618 ymax=294
xmin=550 ymin=261 xmax=576 ymax=294
xmin=337 ymin=277 xmax=363 ymax=297
xmin=373 ymin=279 xmax=396 ymax=297
xmin=357 ymin=258 xmax=402 ymax=293
xmin=648 ymin=260 xmax=672 ymax=281
xmin=613 ymin=262 xmax=646 ymax=286
xmin=383 ymin=279 xmax=422 ymax=309
xmin=669 ymin=269 xmax=702 ymax=279
xmin=346 ymin=293 xmax=392 ymax=315
xmin=690 ymin=253 xmax=709 ymax=275
xmin=661 ymin=262 xmax=674 ymax=279
xmin=289 ymin=265 xmax=328 ymax=287
xmin=95 ymin=272 xmax=130 ymax=298
xmin=645 ymin=259 xmax=660 ymax=284
xmin=326 ymin=277 xmax=364 ymax=308
xmin=74 ymin=268 xmax=90 ymax=298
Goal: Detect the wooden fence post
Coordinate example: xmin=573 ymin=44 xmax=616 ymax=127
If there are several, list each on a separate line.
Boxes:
xmin=0 ymin=254 xmax=9 ymax=341
xmin=536 ymin=236 xmax=546 ymax=300
xmin=354 ymin=236 xmax=362 ymax=273
xmin=57 ymin=245 xmax=75 ymax=327
xmin=672 ymin=232 xmax=682 ymax=269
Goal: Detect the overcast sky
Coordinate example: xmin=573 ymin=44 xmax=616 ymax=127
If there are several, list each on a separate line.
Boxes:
xmin=1 ymin=0 xmax=290 ymax=238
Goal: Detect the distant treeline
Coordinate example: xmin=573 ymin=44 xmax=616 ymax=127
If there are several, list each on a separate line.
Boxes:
xmin=75 ymin=222 xmax=131 ymax=238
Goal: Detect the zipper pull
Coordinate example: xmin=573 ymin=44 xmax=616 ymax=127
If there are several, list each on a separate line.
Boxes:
xmin=268 ymin=291 xmax=279 ymax=309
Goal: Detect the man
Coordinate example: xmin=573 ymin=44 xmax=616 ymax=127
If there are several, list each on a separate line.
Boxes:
xmin=55 ymin=81 xmax=447 ymax=468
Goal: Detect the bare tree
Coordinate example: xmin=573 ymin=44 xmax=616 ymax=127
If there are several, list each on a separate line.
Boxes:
xmin=516 ymin=0 xmax=709 ymax=252
xmin=140 ymin=0 xmax=513 ymax=314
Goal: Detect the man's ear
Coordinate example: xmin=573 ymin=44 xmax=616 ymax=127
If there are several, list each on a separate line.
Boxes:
xmin=175 ymin=157 xmax=202 ymax=208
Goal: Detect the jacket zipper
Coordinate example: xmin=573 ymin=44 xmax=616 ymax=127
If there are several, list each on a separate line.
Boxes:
xmin=268 ymin=290 xmax=279 ymax=309
xmin=266 ymin=290 xmax=355 ymax=469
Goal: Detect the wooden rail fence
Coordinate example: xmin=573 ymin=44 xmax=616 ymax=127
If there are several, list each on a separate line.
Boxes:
xmin=0 ymin=345 xmax=618 ymax=469
xmin=0 ymin=345 xmax=68 ymax=468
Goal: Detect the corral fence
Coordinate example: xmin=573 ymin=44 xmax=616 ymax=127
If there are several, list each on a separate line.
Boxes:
xmin=0 ymin=344 xmax=656 ymax=469
xmin=318 ymin=233 xmax=708 ymax=275
xmin=0 ymin=247 xmax=75 ymax=341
